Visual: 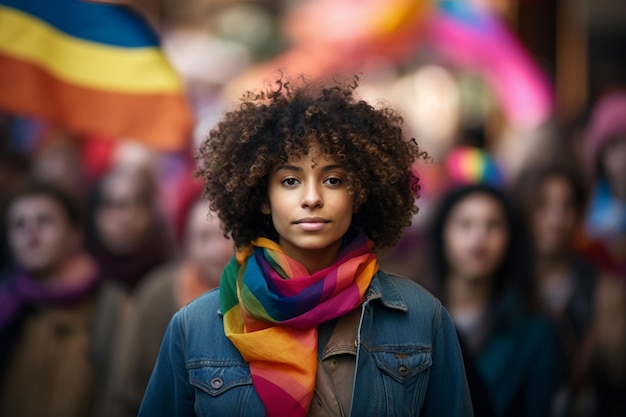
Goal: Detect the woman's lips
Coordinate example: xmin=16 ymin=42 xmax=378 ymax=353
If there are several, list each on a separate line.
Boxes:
xmin=295 ymin=218 xmax=329 ymax=231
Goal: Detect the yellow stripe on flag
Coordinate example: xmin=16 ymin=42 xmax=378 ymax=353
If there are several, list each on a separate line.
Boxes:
xmin=0 ymin=5 xmax=182 ymax=94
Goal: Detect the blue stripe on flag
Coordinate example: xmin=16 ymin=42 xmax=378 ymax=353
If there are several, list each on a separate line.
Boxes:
xmin=0 ymin=0 xmax=159 ymax=47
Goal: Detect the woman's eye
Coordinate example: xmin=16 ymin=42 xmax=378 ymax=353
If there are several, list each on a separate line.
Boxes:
xmin=282 ymin=178 xmax=299 ymax=186
xmin=324 ymin=177 xmax=342 ymax=186
xmin=486 ymin=219 xmax=504 ymax=232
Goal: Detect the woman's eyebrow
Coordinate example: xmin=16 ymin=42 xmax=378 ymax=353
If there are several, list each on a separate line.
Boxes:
xmin=321 ymin=164 xmax=345 ymax=172
xmin=274 ymin=164 xmax=344 ymax=172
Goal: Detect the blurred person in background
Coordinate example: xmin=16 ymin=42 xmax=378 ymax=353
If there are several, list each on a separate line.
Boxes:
xmin=582 ymin=91 xmax=626 ymax=278
xmin=514 ymin=161 xmax=598 ymax=417
xmin=30 ymin=126 xmax=84 ymax=200
xmin=0 ymin=182 xmax=129 ymax=417
xmin=0 ymin=117 xmax=31 ymax=277
xmin=86 ymin=164 xmax=175 ymax=293
xmin=577 ymin=91 xmax=626 ymax=417
xmin=106 ymin=191 xmax=233 ymax=417
xmin=428 ymin=183 xmax=559 ymax=417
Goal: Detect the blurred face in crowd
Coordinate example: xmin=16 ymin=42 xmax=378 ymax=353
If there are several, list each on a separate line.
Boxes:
xmin=444 ymin=193 xmax=510 ymax=282
xmin=184 ymin=201 xmax=233 ymax=287
xmin=532 ymin=175 xmax=578 ymax=258
xmin=600 ymin=136 xmax=626 ymax=200
xmin=32 ymin=142 xmax=81 ymax=196
xmin=7 ymin=195 xmax=80 ymax=277
xmin=95 ymin=171 xmax=153 ymax=254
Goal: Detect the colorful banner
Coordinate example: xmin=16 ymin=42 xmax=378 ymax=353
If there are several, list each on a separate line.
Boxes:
xmin=0 ymin=0 xmax=193 ymax=151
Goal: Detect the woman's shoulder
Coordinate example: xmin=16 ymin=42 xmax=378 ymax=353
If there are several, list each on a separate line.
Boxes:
xmin=497 ymin=296 xmax=559 ymax=351
xmin=377 ymin=269 xmax=440 ymax=296
xmin=167 ymin=288 xmax=235 ymax=355
xmin=373 ymin=270 xmax=444 ymax=316
xmin=177 ymin=288 xmax=221 ymax=321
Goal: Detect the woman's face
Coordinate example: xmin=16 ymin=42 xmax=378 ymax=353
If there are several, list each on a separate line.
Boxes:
xmin=263 ymin=142 xmax=353 ymax=272
xmin=8 ymin=195 xmax=80 ymax=277
xmin=95 ymin=173 xmax=152 ymax=254
xmin=532 ymin=175 xmax=578 ymax=257
xmin=443 ymin=193 xmax=510 ymax=282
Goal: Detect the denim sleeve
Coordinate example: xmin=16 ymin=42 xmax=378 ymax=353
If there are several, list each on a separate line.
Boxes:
xmin=420 ymin=303 xmax=474 ymax=416
xmin=137 ymin=310 xmax=196 ymax=417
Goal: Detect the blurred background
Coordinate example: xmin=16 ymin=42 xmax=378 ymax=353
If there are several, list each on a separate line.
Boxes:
xmin=1 ymin=1 xmax=625 ymax=417
xmin=2 ymin=0 xmax=625 ymax=214
xmin=2 ymin=0 xmax=626 ymax=228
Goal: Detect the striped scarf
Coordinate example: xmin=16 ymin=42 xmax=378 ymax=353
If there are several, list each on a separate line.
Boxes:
xmin=220 ymin=233 xmax=378 ymax=416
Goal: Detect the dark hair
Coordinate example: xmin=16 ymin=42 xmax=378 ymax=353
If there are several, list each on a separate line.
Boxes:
xmin=514 ymin=161 xmax=589 ymax=219
xmin=196 ymin=75 xmax=427 ymax=250
xmin=428 ymin=184 xmax=535 ymax=307
xmin=89 ymin=166 xmax=157 ymax=210
xmin=2 ymin=181 xmax=83 ymax=230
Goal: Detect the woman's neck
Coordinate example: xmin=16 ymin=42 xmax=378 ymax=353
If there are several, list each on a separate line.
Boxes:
xmin=285 ymin=246 xmax=342 ymax=274
xmin=445 ymin=273 xmax=492 ymax=314
xmin=535 ymin=252 xmax=571 ymax=284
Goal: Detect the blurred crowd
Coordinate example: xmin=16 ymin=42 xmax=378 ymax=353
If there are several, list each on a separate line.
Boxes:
xmin=1 ymin=1 xmax=626 ymax=417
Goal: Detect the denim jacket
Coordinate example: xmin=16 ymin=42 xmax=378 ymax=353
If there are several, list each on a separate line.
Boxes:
xmin=138 ymin=270 xmax=474 ymax=416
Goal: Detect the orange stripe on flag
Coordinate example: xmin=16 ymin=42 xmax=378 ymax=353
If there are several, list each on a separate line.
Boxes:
xmin=0 ymin=53 xmax=193 ymax=151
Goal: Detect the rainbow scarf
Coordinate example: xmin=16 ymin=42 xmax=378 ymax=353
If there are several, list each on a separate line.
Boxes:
xmin=220 ymin=233 xmax=378 ymax=416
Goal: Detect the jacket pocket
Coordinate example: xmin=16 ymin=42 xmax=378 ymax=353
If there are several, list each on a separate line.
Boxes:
xmin=371 ymin=347 xmax=432 ymax=383
xmin=187 ymin=360 xmax=265 ymax=415
xmin=188 ymin=360 xmax=253 ymax=396
xmin=370 ymin=347 xmax=432 ymax=415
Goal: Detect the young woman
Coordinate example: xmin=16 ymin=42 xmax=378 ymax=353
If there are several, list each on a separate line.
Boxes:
xmin=515 ymin=162 xmax=599 ymax=416
xmin=428 ymin=183 xmax=559 ymax=417
xmin=138 ymin=76 xmax=473 ymax=416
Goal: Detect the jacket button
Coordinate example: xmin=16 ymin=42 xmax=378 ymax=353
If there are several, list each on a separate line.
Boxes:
xmin=398 ymin=365 xmax=408 ymax=377
xmin=210 ymin=377 xmax=224 ymax=389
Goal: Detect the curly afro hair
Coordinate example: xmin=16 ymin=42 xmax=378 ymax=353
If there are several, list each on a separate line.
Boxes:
xmin=195 ymin=75 xmax=427 ymax=251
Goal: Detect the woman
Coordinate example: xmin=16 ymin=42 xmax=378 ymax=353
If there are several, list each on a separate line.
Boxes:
xmin=515 ymin=162 xmax=598 ymax=416
xmin=429 ymin=183 xmax=559 ymax=417
xmin=138 ymin=76 xmax=473 ymax=416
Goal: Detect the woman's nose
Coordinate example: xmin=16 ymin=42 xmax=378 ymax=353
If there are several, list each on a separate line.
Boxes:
xmin=301 ymin=183 xmax=323 ymax=208
xmin=470 ymin=225 xmax=489 ymax=243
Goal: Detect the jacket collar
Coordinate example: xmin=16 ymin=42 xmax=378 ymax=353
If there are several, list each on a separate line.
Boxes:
xmin=364 ymin=270 xmax=408 ymax=312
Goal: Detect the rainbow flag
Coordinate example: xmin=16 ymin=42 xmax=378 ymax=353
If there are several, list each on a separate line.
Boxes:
xmin=0 ymin=0 xmax=193 ymax=151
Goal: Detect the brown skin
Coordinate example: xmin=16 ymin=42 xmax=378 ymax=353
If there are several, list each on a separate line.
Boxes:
xmin=196 ymin=76 xmax=427 ymax=252
xmin=261 ymin=143 xmax=354 ymax=272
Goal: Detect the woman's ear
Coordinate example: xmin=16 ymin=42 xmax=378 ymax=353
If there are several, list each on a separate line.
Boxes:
xmin=260 ymin=200 xmax=271 ymax=215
